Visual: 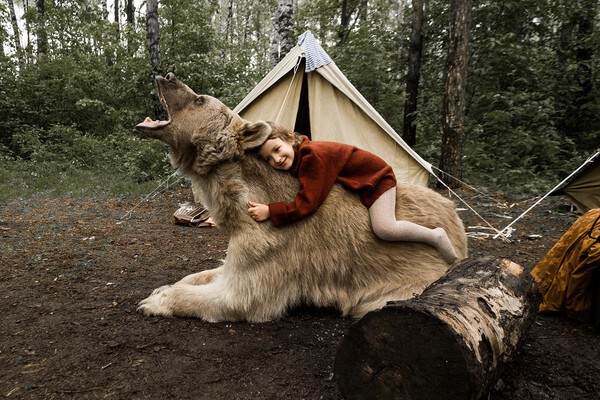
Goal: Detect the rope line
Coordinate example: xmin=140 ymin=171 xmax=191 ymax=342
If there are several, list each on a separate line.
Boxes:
xmin=275 ymin=56 xmax=303 ymax=123
xmin=429 ymin=168 xmax=503 ymax=237
xmin=121 ymin=169 xmax=183 ymax=220
xmin=430 ymin=165 xmax=507 ymax=206
xmin=493 ymin=150 xmax=600 ymax=239
xmin=121 ymin=56 xmax=303 ymax=221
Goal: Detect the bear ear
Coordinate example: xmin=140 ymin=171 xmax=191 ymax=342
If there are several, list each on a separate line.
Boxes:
xmin=239 ymin=120 xmax=272 ymax=150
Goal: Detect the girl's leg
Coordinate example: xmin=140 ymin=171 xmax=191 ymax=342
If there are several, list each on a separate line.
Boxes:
xmin=369 ymin=188 xmax=458 ymax=263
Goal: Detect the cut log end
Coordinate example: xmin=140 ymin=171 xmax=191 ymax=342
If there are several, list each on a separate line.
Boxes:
xmin=335 ymin=308 xmax=474 ymax=400
xmin=334 ymin=257 xmax=539 ymax=400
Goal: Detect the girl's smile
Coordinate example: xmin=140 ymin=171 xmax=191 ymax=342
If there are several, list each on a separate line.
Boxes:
xmin=259 ymin=138 xmax=295 ymax=171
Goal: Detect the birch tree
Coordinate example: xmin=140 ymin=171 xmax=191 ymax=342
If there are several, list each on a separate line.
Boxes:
xmin=126 ymin=0 xmax=134 ymax=25
xmin=146 ymin=0 xmax=161 ymax=78
xmin=36 ymin=0 xmax=47 ymax=58
xmin=270 ymin=0 xmax=294 ymax=66
xmin=6 ymin=0 xmax=24 ymax=65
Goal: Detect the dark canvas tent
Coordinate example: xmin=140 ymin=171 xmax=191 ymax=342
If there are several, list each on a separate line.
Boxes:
xmin=551 ymin=150 xmax=600 ymax=213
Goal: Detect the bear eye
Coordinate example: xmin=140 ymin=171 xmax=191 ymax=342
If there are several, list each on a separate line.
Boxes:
xmin=195 ymin=96 xmax=205 ymax=105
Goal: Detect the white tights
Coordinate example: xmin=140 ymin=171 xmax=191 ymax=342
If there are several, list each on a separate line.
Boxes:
xmin=368 ymin=188 xmax=458 ymax=263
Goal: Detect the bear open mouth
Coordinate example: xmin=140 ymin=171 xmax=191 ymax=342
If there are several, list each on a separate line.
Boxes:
xmin=136 ymin=82 xmax=171 ymax=130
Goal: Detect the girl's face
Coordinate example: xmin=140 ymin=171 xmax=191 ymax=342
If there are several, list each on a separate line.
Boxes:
xmin=259 ymin=138 xmax=295 ymax=171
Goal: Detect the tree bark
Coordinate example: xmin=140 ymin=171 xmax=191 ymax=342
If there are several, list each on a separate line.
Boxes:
xmin=126 ymin=0 xmax=135 ymax=25
xmin=220 ymin=0 xmax=233 ymax=59
xmin=570 ymin=0 xmax=597 ymax=148
xmin=35 ymin=0 xmax=47 ymax=59
xmin=7 ymin=0 xmax=25 ymax=66
xmin=438 ymin=0 xmax=472 ymax=189
xmin=146 ymin=0 xmax=161 ymax=79
xmin=339 ymin=0 xmax=351 ymax=45
xmin=114 ymin=0 xmax=120 ymax=26
xmin=270 ymin=0 xmax=294 ymax=66
xmin=402 ymin=0 xmax=424 ymax=147
xmin=114 ymin=0 xmax=120 ymax=45
xmin=338 ymin=0 xmax=363 ymax=46
xmin=101 ymin=0 xmax=108 ymax=20
xmin=334 ymin=257 xmax=539 ymax=400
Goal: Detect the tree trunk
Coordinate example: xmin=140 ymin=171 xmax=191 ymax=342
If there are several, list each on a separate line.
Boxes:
xmin=114 ymin=0 xmax=120 ymax=25
xmin=402 ymin=0 xmax=424 ymax=147
xmin=334 ymin=257 xmax=539 ymax=400
xmin=36 ymin=0 xmax=47 ymax=59
xmin=270 ymin=0 xmax=294 ymax=66
xmin=570 ymin=0 xmax=597 ymax=148
xmin=114 ymin=0 xmax=120 ymax=40
xmin=338 ymin=0 xmax=362 ymax=46
xmin=220 ymin=0 xmax=233 ymax=59
xmin=339 ymin=0 xmax=350 ymax=45
xmin=438 ymin=0 xmax=472 ymax=189
xmin=7 ymin=0 xmax=25 ymax=66
xmin=146 ymin=0 xmax=161 ymax=79
xmin=101 ymin=0 xmax=108 ymax=20
xmin=126 ymin=0 xmax=135 ymax=25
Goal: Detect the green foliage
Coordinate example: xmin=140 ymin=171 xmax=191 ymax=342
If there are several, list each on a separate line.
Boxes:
xmin=332 ymin=11 xmax=405 ymax=131
xmin=0 ymin=125 xmax=173 ymax=201
xmin=408 ymin=0 xmax=597 ymax=193
xmin=1 ymin=0 xmax=599 ymax=200
xmin=0 ymin=157 xmax=175 ymax=202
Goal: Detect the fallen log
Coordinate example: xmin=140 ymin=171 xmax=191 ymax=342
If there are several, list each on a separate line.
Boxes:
xmin=334 ymin=256 xmax=540 ymax=400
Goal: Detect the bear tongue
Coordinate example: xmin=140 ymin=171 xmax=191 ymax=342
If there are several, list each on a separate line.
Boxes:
xmin=137 ymin=117 xmax=169 ymax=129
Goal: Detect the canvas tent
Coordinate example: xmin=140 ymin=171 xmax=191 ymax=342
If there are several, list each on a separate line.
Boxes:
xmin=550 ymin=150 xmax=600 ymax=213
xmin=233 ymin=31 xmax=433 ymax=186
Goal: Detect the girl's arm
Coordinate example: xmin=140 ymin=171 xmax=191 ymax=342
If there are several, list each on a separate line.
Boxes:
xmin=268 ymin=150 xmax=341 ymax=226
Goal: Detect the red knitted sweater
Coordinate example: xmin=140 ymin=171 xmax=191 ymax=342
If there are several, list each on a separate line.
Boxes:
xmin=268 ymin=137 xmax=397 ymax=227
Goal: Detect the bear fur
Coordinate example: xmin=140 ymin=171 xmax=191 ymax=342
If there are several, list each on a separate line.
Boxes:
xmin=134 ymin=73 xmax=468 ymax=322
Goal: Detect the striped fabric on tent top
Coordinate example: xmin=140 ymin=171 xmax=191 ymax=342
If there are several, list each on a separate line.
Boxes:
xmin=298 ymin=31 xmax=332 ymax=72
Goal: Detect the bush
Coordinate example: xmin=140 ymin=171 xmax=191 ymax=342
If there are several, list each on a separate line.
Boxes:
xmin=0 ymin=123 xmax=174 ymax=201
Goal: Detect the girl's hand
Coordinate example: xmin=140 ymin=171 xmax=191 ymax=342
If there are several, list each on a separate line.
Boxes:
xmin=247 ymin=201 xmax=270 ymax=222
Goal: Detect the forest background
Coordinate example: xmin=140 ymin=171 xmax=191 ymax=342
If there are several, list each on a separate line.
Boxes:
xmin=1 ymin=0 xmax=599 ymax=201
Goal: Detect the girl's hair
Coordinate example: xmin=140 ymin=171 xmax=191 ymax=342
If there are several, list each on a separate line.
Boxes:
xmin=265 ymin=121 xmax=304 ymax=147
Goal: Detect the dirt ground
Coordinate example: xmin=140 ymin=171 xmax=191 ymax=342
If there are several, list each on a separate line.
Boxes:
xmin=1 ymin=187 xmax=599 ymax=399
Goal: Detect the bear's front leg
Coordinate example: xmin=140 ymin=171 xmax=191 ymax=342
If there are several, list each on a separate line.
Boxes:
xmin=137 ymin=274 xmax=291 ymax=323
xmin=175 ymin=266 xmax=224 ymax=286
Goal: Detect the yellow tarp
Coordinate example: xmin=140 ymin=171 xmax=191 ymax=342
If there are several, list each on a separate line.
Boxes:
xmin=531 ymin=208 xmax=600 ymax=322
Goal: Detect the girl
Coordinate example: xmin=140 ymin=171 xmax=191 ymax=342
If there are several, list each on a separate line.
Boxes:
xmin=247 ymin=124 xmax=458 ymax=264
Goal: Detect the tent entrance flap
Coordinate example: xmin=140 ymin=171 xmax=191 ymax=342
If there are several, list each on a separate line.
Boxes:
xmin=293 ymin=61 xmax=311 ymax=138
